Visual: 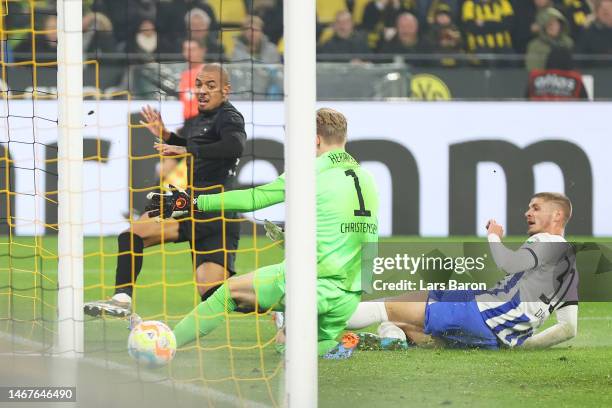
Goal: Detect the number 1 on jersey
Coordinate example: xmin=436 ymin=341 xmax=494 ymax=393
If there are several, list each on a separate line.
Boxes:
xmin=345 ymin=170 xmax=371 ymax=217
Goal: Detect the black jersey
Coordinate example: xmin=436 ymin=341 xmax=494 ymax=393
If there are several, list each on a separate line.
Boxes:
xmin=166 ymin=101 xmax=246 ymax=190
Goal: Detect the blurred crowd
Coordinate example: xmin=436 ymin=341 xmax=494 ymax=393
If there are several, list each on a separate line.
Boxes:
xmin=2 ymin=0 xmax=612 ymax=69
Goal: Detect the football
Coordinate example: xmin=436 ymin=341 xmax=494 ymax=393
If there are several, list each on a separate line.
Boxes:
xmin=128 ymin=321 xmax=177 ymax=368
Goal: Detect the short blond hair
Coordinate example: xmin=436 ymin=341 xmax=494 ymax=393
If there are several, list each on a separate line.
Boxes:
xmin=316 ymin=108 xmax=347 ymax=144
xmin=533 ymin=192 xmax=573 ymax=225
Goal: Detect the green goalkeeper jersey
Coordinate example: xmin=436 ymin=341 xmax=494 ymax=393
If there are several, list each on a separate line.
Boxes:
xmin=196 ymin=149 xmax=379 ymax=292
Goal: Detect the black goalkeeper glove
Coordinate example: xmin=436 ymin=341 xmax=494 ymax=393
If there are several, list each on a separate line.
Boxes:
xmin=145 ymin=185 xmax=195 ymax=219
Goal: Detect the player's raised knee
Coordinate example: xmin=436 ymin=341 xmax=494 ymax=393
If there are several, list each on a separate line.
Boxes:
xmin=227 ymin=276 xmax=256 ymax=309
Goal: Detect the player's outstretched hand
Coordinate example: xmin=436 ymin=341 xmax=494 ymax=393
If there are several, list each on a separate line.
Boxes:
xmin=140 ymin=104 xmax=170 ymax=141
xmin=264 ymin=220 xmax=285 ymax=246
xmin=154 ymin=143 xmax=187 ymax=156
xmin=486 ymin=219 xmax=504 ymax=239
xmin=145 ymin=185 xmax=194 ymax=219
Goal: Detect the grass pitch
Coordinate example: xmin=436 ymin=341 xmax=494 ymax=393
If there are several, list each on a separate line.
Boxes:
xmin=1 ymin=235 xmax=611 ymax=408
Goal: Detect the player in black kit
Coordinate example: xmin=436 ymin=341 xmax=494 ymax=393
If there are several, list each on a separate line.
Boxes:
xmin=84 ymin=63 xmax=245 ymax=317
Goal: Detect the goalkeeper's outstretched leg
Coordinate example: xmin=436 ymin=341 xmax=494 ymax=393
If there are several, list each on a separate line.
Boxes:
xmin=173 ymin=269 xmax=270 ymax=348
xmin=172 ymin=263 xmax=360 ymax=357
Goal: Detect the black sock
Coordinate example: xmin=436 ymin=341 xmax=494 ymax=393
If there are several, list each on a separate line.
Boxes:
xmin=201 ymin=284 xmax=222 ymax=302
xmin=114 ymin=231 xmax=144 ymax=298
xmin=200 ymin=285 xmax=253 ymax=313
xmin=200 ymin=269 xmax=237 ymax=302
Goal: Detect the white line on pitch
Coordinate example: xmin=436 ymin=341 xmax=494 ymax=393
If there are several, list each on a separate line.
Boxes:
xmin=0 ymin=331 xmax=273 ymax=408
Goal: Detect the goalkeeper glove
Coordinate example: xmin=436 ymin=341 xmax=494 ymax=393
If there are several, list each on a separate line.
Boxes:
xmin=264 ymin=220 xmax=285 ymax=247
xmin=145 ymin=185 xmax=195 ymax=219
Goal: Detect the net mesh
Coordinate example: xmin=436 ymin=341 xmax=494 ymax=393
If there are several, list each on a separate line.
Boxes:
xmin=0 ymin=0 xmax=285 ymax=406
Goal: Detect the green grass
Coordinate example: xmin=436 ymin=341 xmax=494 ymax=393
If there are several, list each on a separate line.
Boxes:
xmin=1 ymin=234 xmax=286 ymax=406
xmin=321 ymin=303 xmax=612 ymax=407
xmin=1 ymin=235 xmax=611 ymax=407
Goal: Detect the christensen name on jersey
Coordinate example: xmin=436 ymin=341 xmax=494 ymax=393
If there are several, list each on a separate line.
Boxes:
xmin=340 ymin=222 xmax=378 ymax=234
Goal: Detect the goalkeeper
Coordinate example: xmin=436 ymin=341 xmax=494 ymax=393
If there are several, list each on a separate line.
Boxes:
xmin=154 ymin=108 xmax=379 ymax=356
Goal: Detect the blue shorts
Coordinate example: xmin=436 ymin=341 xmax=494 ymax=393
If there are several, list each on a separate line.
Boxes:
xmin=424 ymin=290 xmax=500 ymax=350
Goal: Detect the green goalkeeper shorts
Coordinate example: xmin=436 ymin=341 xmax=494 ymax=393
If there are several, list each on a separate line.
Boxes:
xmin=253 ymin=262 xmax=361 ymax=355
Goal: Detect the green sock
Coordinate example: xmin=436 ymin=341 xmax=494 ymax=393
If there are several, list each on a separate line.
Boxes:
xmin=173 ymin=284 xmax=237 ymax=347
xmin=318 ymin=340 xmax=339 ymax=356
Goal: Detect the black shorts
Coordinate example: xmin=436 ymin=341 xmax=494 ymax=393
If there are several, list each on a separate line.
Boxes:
xmin=176 ymin=210 xmax=241 ymax=273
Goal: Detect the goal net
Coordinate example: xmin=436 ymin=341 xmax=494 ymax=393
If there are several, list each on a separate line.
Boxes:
xmin=0 ymin=0 xmax=295 ymax=406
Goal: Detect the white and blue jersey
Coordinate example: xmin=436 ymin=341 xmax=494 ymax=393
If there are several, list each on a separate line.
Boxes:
xmin=476 ymin=233 xmax=578 ymax=347
xmin=424 ymin=233 xmax=578 ymax=349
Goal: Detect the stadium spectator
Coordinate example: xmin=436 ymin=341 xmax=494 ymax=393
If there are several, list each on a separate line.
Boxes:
xmin=157 ymin=0 xmax=218 ymax=46
xmin=183 ymin=8 xmax=224 ymax=61
xmin=510 ymin=0 xmax=539 ymax=53
xmin=526 ymin=7 xmax=573 ymax=71
xmin=91 ymin=0 xmax=157 ymax=44
xmin=82 ymin=12 xmax=116 ymax=55
xmin=531 ymin=0 xmax=562 ymax=36
xmin=558 ymin=0 xmax=592 ymax=38
xmin=527 ymin=47 xmax=588 ymax=100
xmin=180 ymin=40 xmax=207 ymax=120
xmin=14 ymin=14 xmax=57 ymax=63
xmin=117 ymin=18 xmax=160 ymax=63
xmin=318 ymin=10 xmax=371 ymax=62
xmin=362 ymin=0 xmax=417 ymax=31
xmin=422 ymin=0 xmax=461 ymax=25
xmin=577 ymin=0 xmax=612 ymax=59
xmin=511 ymin=0 xmax=587 ymax=53
xmin=378 ymin=12 xmax=429 ymax=64
xmin=361 ymin=0 xmax=418 ymax=49
xmin=461 ymin=0 xmax=515 ymax=57
xmin=251 ymin=0 xmax=283 ymax=45
xmin=425 ymin=3 xmax=464 ymax=67
xmin=231 ymin=15 xmax=281 ymax=63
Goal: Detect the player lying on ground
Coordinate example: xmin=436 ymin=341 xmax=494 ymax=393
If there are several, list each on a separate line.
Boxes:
xmin=84 ymin=64 xmax=246 ymax=317
xmin=143 ymin=108 xmax=379 ymax=357
xmin=347 ymin=193 xmax=578 ymax=350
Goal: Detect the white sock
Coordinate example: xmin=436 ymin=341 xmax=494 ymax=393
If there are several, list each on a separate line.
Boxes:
xmin=377 ymin=321 xmax=406 ymax=340
xmin=273 ymin=311 xmax=285 ymax=329
xmin=112 ymin=293 xmax=132 ymax=304
xmin=346 ymin=302 xmax=388 ymax=329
